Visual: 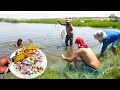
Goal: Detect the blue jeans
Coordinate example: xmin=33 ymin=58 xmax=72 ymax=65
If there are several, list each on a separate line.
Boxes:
xmin=112 ymin=35 xmax=120 ymax=48
xmin=65 ymin=35 xmax=73 ymax=46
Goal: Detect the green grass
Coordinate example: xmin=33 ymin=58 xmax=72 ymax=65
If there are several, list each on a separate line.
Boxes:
xmin=37 ymin=68 xmax=64 ymax=79
xmin=19 ymin=19 xmax=58 ymax=24
xmin=1 ymin=18 xmax=120 ymax=28
xmin=102 ymin=67 xmax=120 ymax=79
xmin=0 ymin=18 xmax=19 ymax=23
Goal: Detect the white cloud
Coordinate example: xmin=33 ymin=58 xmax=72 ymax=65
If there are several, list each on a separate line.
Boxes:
xmin=0 ymin=11 xmax=120 ymax=19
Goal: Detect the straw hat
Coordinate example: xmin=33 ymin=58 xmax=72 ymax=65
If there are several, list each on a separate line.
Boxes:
xmin=94 ymin=31 xmax=107 ymax=40
xmin=66 ymin=19 xmax=70 ymax=22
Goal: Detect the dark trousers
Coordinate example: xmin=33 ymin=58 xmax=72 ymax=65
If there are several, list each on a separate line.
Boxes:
xmin=65 ymin=35 xmax=73 ymax=46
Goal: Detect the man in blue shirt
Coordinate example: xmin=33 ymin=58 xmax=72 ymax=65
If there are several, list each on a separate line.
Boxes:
xmin=94 ymin=29 xmax=120 ymax=58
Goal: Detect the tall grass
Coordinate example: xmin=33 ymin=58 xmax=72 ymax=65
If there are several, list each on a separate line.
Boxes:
xmin=1 ymin=18 xmax=120 ymax=28
xmin=19 ymin=19 xmax=58 ymax=24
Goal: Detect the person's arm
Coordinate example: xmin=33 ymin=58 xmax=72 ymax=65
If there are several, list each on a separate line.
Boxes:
xmin=99 ymin=40 xmax=109 ymax=58
xmin=58 ymin=20 xmax=66 ymax=26
xmin=61 ymin=50 xmax=79 ymax=62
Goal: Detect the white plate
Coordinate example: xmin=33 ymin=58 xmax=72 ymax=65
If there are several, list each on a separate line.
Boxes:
xmin=9 ymin=49 xmax=47 ymax=79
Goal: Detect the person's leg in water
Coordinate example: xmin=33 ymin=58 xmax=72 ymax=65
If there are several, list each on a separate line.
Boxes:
xmin=65 ymin=35 xmax=69 ymax=46
xmin=112 ymin=48 xmax=117 ymax=55
xmin=70 ymin=35 xmax=73 ymax=46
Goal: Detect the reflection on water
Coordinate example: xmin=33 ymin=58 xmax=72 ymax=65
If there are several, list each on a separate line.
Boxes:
xmin=65 ymin=46 xmax=73 ymax=58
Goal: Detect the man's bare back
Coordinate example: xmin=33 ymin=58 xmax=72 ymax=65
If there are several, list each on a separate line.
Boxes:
xmin=77 ymin=48 xmax=100 ymax=69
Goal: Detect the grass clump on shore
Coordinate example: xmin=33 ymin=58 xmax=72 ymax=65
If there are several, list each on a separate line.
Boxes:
xmin=0 ymin=18 xmax=19 ymax=23
xmin=71 ymin=19 xmax=120 ymax=28
xmin=19 ymin=19 xmax=58 ymax=24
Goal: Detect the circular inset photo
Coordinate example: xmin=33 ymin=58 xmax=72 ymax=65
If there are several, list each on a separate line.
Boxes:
xmin=9 ymin=45 xmax=47 ymax=79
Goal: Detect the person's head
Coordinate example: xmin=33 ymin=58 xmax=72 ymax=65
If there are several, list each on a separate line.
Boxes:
xmin=94 ymin=31 xmax=107 ymax=43
xmin=75 ymin=37 xmax=89 ymax=48
xmin=66 ymin=19 xmax=71 ymax=25
xmin=75 ymin=37 xmax=84 ymax=46
xmin=18 ymin=38 xmax=22 ymax=42
xmin=17 ymin=38 xmax=22 ymax=47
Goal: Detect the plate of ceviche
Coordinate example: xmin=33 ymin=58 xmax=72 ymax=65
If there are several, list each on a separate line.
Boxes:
xmin=9 ymin=44 xmax=47 ymax=79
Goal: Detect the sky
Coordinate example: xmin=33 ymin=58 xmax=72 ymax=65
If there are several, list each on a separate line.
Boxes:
xmin=0 ymin=11 xmax=120 ymax=19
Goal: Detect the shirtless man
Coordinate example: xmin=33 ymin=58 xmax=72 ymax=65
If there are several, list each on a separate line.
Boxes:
xmin=13 ymin=38 xmax=33 ymax=48
xmin=58 ymin=19 xmax=74 ymax=46
xmin=13 ymin=38 xmax=23 ymax=48
xmin=61 ymin=37 xmax=101 ymax=74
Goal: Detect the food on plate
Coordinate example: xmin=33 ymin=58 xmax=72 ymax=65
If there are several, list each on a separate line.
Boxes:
xmin=14 ymin=54 xmax=25 ymax=64
xmin=14 ymin=44 xmax=38 ymax=64
xmin=11 ymin=44 xmax=47 ymax=78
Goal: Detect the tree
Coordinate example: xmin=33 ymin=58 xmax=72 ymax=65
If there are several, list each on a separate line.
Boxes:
xmin=109 ymin=14 xmax=119 ymax=22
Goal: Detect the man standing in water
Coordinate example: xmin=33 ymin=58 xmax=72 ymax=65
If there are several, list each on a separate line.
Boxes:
xmin=58 ymin=19 xmax=74 ymax=46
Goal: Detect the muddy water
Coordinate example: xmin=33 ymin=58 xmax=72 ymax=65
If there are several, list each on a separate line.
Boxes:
xmin=0 ymin=22 xmax=116 ymax=79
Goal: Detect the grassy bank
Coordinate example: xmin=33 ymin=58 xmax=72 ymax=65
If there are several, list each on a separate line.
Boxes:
xmin=34 ymin=44 xmax=120 ymax=79
xmin=1 ymin=18 xmax=120 ymax=28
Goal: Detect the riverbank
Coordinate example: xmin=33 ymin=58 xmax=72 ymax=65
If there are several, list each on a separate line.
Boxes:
xmin=0 ymin=18 xmax=120 ymax=29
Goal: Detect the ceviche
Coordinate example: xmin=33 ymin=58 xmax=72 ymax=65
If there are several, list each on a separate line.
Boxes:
xmin=9 ymin=44 xmax=47 ymax=79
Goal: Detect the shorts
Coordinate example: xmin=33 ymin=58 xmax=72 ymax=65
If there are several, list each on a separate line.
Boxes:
xmin=79 ymin=63 xmax=101 ymax=75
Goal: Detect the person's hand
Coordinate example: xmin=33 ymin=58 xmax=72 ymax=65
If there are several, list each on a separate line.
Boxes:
xmin=61 ymin=54 xmax=65 ymax=60
xmin=0 ymin=56 xmax=10 ymax=66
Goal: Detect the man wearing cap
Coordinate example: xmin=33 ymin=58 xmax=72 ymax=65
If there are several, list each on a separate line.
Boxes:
xmin=61 ymin=37 xmax=101 ymax=74
xmin=94 ymin=29 xmax=120 ymax=58
xmin=58 ymin=19 xmax=74 ymax=46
